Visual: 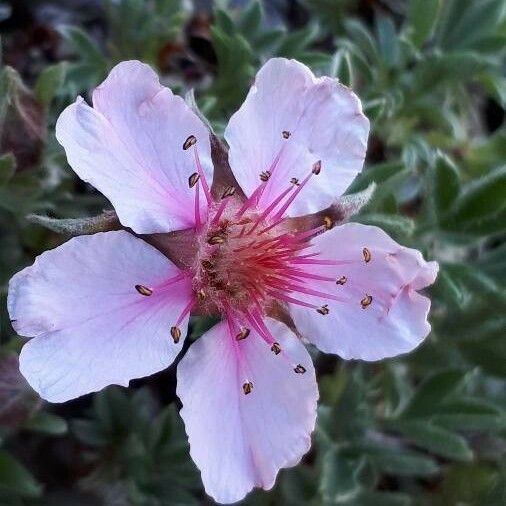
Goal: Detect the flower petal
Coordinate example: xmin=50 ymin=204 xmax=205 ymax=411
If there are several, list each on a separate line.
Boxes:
xmin=56 ymin=61 xmax=212 ymax=234
xmin=8 ymin=231 xmax=193 ymax=402
xmin=289 ymin=223 xmax=438 ymax=361
xmin=225 ymin=58 xmax=369 ymax=216
xmin=177 ymin=318 xmax=318 ymax=504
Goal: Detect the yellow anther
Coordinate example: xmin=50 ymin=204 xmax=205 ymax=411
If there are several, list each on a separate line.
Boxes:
xmin=363 ymin=247 xmax=371 ymax=263
xmin=361 ymin=294 xmax=373 ymax=309
xmin=235 ymin=328 xmax=250 ymax=341
xmin=336 ymin=276 xmax=347 ymax=285
xmin=135 ymin=284 xmax=153 ymax=296
xmin=271 ymin=342 xmax=281 ymax=355
xmin=294 ymin=364 xmax=306 ymax=374
xmin=323 ymin=216 xmax=334 ymax=230
xmin=183 ymin=134 xmax=197 ymax=150
xmin=221 ymin=186 xmax=236 ymax=199
xmin=188 ymin=172 xmax=200 ymax=188
xmin=317 ymin=304 xmax=330 ymax=315
xmin=242 ymin=381 xmax=254 ymax=395
xmin=170 ymin=326 xmax=182 ymax=343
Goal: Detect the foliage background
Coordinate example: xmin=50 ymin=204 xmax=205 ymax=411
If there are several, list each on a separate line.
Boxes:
xmin=0 ymin=0 xmax=505 ymax=504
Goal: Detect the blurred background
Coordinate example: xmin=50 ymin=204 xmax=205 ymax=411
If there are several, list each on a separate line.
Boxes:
xmin=0 ymin=0 xmax=505 ymax=504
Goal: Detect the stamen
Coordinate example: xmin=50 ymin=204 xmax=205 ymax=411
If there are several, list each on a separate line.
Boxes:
xmin=323 ymin=216 xmax=334 ymax=230
xmin=221 ymin=186 xmax=236 ymax=199
xmin=235 ymin=327 xmax=250 ymax=341
xmin=336 ymin=276 xmax=348 ymax=285
xmin=272 ymin=161 xmax=321 ymax=220
xmin=247 ymin=184 xmax=295 ymax=235
xmin=170 ymin=326 xmax=182 ymax=344
xmin=208 ymin=234 xmax=225 ymax=245
xmin=243 ymin=382 xmax=254 ymax=395
xmin=282 ymin=130 xmax=291 ymax=139
xmin=135 ymin=285 xmax=153 ymax=296
xmin=290 ymin=177 xmax=299 ymax=185
xmin=193 ymin=145 xmax=212 ymax=205
xmin=182 ymin=135 xmax=197 ymax=150
xmin=197 ymin=289 xmax=206 ymax=301
xmin=212 ymin=198 xmax=230 ymax=224
xmin=294 ymin=364 xmax=306 ymax=374
xmin=259 ymin=170 xmax=271 ymax=182
xmin=363 ymin=247 xmax=372 ymax=263
xmin=361 ymin=294 xmax=373 ymax=309
xmin=317 ymin=304 xmax=330 ymax=315
xmin=271 ymin=342 xmax=281 ymax=355
xmin=174 ymin=298 xmax=196 ymax=327
xmin=267 ymin=290 xmax=320 ymax=309
xmin=312 ymin=160 xmax=322 ymax=175
xmin=188 ymin=172 xmax=200 ymax=188
xmin=194 ymin=180 xmax=201 ymax=230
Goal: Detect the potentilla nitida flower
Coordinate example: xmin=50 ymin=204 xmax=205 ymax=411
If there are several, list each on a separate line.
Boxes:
xmin=8 ymin=59 xmax=438 ymax=504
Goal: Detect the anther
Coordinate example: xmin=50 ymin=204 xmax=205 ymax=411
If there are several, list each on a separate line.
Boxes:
xmin=323 ymin=216 xmax=334 ymax=230
xmin=282 ymin=130 xmax=291 ymax=139
xmin=208 ymin=234 xmax=225 ymax=245
xmin=336 ymin=276 xmax=348 ymax=285
xmin=363 ymin=247 xmax=371 ymax=263
xmin=201 ymin=259 xmax=213 ymax=270
xmin=197 ymin=289 xmax=206 ymax=301
xmin=183 ymin=134 xmax=197 ymax=150
xmin=312 ymin=160 xmax=322 ymax=175
xmin=317 ymin=304 xmax=330 ymax=315
xmin=221 ymin=186 xmax=236 ymax=199
xmin=135 ymin=284 xmax=153 ymax=296
xmin=235 ymin=328 xmax=250 ymax=341
xmin=188 ymin=172 xmax=200 ymax=188
xmin=361 ymin=294 xmax=373 ymax=309
xmin=170 ymin=326 xmax=182 ymax=344
xmin=290 ymin=177 xmax=300 ymax=186
xmin=242 ymin=382 xmax=254 ymax=395
xmin=294 ymin=364 xmax=306 ymax=374
xmin=260 ymin=170 xmax=271 ymax=182
xmin=271 ymin=342 xmax=281 ymax=355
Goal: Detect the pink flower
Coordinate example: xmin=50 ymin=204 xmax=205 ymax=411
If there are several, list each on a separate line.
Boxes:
xmin=8 ymin=59 xmax=438 ymax=504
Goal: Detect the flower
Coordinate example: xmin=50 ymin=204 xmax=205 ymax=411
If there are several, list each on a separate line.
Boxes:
xmin=7 ymin=58 xmax=438 ymax=504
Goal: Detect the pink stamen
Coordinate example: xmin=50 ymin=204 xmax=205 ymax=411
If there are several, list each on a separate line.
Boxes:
xmin=193 ymin=145 xmax=211 ymax=205
xmin=175 ymin=297 xmax=196 ymax=327
xmin=272 ymin=170 xmax=313 ymax=221
xmin=212 ymin=198 xmax=230 ymax=224
xmin=194 ymin=181 xmax=202 ymax=231
xmin=247 ymin=185 xmax=294 ymax=235
xmin=266 ymin=290 xmax=319 ymax=309
xmin=236 ymin=149 xmax=284 ymax=218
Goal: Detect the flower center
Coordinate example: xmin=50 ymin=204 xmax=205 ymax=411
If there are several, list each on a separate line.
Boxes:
xmin=193 ymin=201 xmax=310 ymax=313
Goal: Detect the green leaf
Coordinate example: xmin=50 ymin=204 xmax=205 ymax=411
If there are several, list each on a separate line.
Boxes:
xmin=356 ymin=213 xmax=415 ymax=237
xmin=376 ymin=16 xmax=400 ymax=67
xmin=23 ymin=412 xmax=68 ymax=435
xmin=433 ymin=153 xmax=460 ymax=215
xmin=389 ymin=420 xmax=474 ymax=461
xmin=58 ymin=26 xmax=106 ymax=66
xmin=34 ymin=62 xmax=67 ymax=108
xmin=0 ymin=152 xmax=16 ymax=186
xmin=407 ymin=0 xmax=440 ymax=47
xmin=331 ymin=49 xmax=353 ymax=87
xmin=442 ymin=165 xmax=506 ymax=234
xmin=399 ymin=369 xmax=468 ymax=418
xmin=0 ymin=450 xmax=42 ymax=498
